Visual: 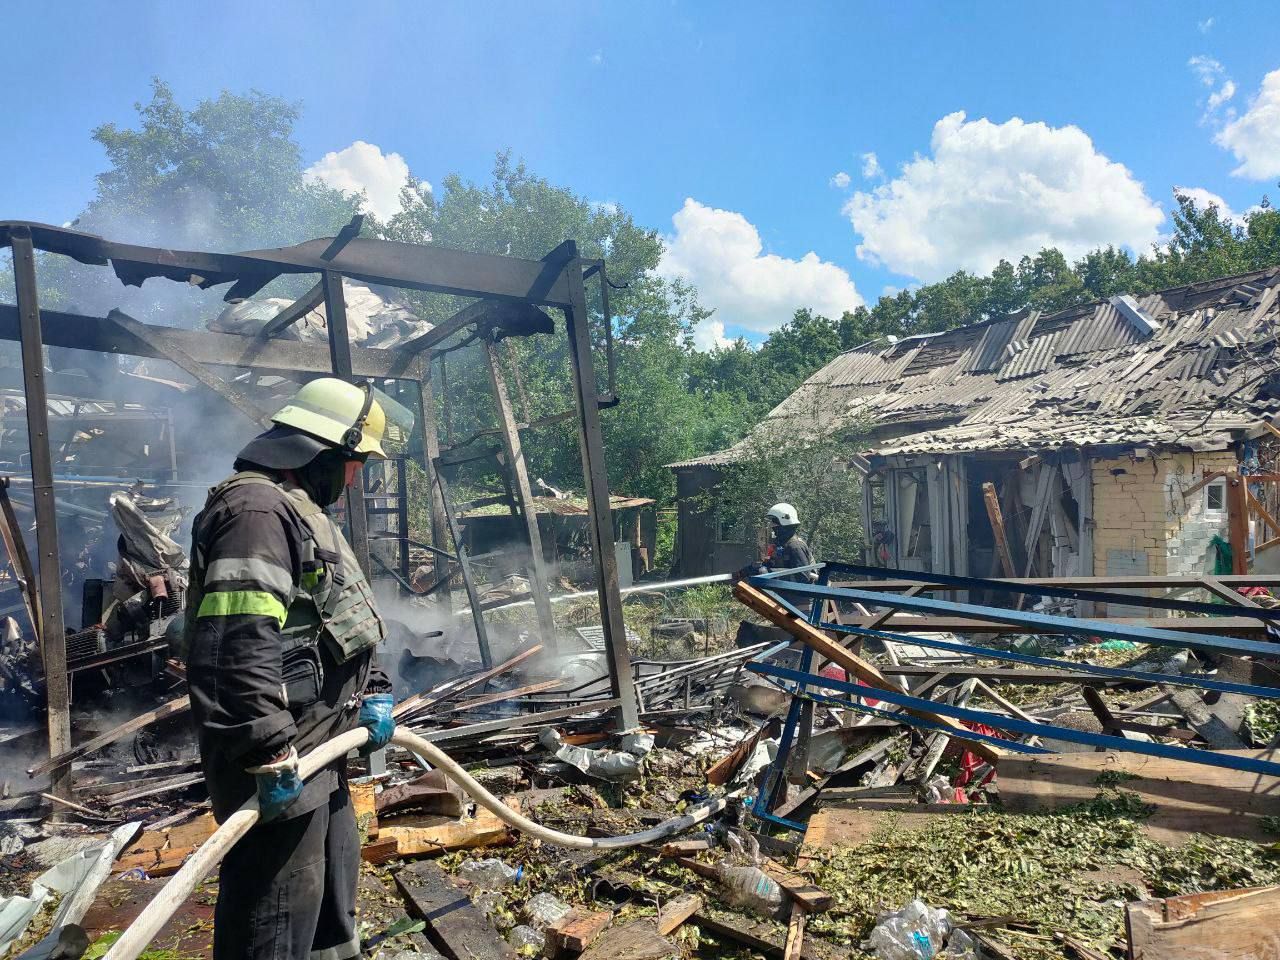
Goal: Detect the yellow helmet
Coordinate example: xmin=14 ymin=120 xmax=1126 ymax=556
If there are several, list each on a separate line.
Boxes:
xmin=272 ymin=378 xmax=387 ymax=458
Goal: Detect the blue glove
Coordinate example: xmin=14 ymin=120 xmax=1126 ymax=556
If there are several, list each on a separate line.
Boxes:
xmin=358 ymin=693 xmax=395 ymax=756
xmin=247 ymin=746 xmax=303 ymax=822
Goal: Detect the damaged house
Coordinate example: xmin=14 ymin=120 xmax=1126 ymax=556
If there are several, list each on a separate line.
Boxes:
xmin=673 ymin=266 xmax=1280 ymax=585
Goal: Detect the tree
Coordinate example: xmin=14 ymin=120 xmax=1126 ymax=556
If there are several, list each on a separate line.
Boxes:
xmin=32 ymin=79 xmax=362 ymax=322
xmin=1075 ymin=246 xmax=1138 ymax=300
xmin=710 ymin=390 xmax=869 ymax=561
xmin=383 ymin=154 xmax=748 ymax=502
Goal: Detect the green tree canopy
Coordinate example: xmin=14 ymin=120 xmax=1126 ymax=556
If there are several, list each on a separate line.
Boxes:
xmin=383 ymin=155 xmax=748 ymax=501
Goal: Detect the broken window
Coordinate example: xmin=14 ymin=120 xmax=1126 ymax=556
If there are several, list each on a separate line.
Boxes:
xmin=1205 ymin=480 xmax=1226 ymax=513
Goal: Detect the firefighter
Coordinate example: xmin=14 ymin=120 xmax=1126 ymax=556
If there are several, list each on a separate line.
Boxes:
xmin=736 ymin=503 xmax=819 ymax=583
xmin=185 ymin=377 xmax=396 ymax=960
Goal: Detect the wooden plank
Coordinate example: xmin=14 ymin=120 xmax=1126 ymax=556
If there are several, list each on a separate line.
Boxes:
xmin=982 ymin=481 xmax=1017 ymax=579
xmin=707 ymin=718 xmax=780 ymax=787
xmin=1126 ymin=886 xmax=1280 ymax=959
xmin=762 ymin=858 xmax=833 ymax=913
xmin=96 ymin=773 xmax=204 ymax=805
xmin=802 ymin=806 xmax=953 ymax=850
xmin=577 ymin=921 xmax=676 ymax=960
xmin=734 ymin=583 xmax=1003 ymax=763
xmin=1247 ymin=489 xmax=1280 ymax=537
xmin=379 ymin=800 xmax=516 ymax=858
xmin=1181 ymin=470 xmax=1227 ymax=499
xmin=999 ymin=750 xmax=1280 ymax=844
xmin=659 ymin=838 xmax=711 ymax=857
xmin=783 ymin=905 xmax=806 ymax=960
xmin=547 ymin=908 xmax=614 ymax=953
xmin=393 ymin=642 xmax=543 ymax=719
xmin=434 ymin=678 xmax=565 ymax=715
xmin=395 ymin=859 xmax=519 ymax=960
xmin=1227 ymin=473 xmax=1250 ymax=575
xmin=655 ymin=895 xmax=701 ymax=937
xmin=1022 ymin=465 xmax=1056 ymax=577
xmin=693 ymin=909 xmax=840 ymax=959
xmin=28 ymin=696 xmax=191 ymax=776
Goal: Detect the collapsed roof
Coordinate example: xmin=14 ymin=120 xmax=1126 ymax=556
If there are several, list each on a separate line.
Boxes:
xmin=676 ymin=266 xmax=1280 ymax=466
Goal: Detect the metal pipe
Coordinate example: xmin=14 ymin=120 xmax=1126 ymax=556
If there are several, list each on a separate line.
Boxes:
xmin=483 ymin=572 xmax=733 ymax=613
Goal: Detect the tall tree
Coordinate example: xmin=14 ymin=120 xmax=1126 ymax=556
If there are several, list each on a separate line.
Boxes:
xmin=383 ymin=154 xmax=746 ymax=501
xmin=32 ymin=79 xmax=361 ymax=322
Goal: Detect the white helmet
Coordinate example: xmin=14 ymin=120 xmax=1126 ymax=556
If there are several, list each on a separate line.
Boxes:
xmin=766 ymin=502 xmax=800 ymax=526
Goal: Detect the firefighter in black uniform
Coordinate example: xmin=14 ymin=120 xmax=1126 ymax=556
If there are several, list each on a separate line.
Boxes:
xmin=185 ymin=378 xmax=396 ymax=960
xmin=736 ymin=502 xmax=819 ymax=583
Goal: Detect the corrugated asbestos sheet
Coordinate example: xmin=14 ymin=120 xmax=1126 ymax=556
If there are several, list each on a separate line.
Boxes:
xmin=670 ymin=266 xmax=1280 ymax=467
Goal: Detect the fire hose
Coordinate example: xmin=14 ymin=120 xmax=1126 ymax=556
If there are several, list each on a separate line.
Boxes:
xmin=103 ymin=726 xmax=733 ymax=960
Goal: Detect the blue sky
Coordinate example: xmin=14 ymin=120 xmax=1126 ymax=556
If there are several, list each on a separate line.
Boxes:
xmin=4 ymin=2 xmax=1279 ymax=346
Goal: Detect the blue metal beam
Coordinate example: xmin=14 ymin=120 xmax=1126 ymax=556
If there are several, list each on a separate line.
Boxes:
xmin=757 ymin=582 xmax=1280 ymax=700
xmin=821 ymin=622 xmax=1280 ymax=700
xmin=747 ymin=661 xmax=1280 ymax=778
xmin=823 ymin=560 xmax=1280 ymax=621
xmin=749 ymin=576 xmax=1280 ymax=660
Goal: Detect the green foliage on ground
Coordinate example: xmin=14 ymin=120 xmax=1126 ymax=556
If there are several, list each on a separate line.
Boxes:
xmin=807 ymin=805 xmax=1280 ymax=959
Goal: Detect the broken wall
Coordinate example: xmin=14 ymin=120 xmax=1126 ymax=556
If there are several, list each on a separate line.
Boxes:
xmin=1089 ymin=450 xmax=1235 ymax=578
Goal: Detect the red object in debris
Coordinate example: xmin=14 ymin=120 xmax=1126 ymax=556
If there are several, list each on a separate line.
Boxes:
xmin=824 ymin=665 xmax=881 ymax=708
xmin=949 ymin=721 xmax=1002 ymax=788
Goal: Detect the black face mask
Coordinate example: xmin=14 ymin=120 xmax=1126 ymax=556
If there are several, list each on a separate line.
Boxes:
xmin=296 ymin=449 xmax=352 ymax=507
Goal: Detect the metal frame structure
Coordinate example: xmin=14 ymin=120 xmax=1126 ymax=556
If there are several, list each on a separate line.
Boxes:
xmin=742 ymin=563 xmax=1280 ymax=831
xmin=0 ymin=220 xmax=641 ymax=793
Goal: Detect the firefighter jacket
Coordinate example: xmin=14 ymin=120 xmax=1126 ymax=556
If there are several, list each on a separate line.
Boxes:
xmin=185 ymin=469 xmax=390 ymax=821
xmin=765 ymin=530 xmax=818 ymax=582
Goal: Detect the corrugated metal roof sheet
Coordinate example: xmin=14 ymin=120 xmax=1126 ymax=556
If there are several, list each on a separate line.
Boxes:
xmin=672 ymin=266 xmax=1280 ymax=466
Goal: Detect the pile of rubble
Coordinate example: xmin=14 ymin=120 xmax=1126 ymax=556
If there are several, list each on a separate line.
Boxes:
xmin=5 ymin=584 xmax=1280 ymax=959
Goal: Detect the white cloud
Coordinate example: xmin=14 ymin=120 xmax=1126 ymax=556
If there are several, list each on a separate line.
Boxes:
xmin=861 ymin=152 xmax=884 ymax=180
xmin=1188 ymin=55 xmax=1237 ymax=122
xmin=692 ymin=318 xmax=735 ymax=351
xmin=304 ymin=141 xmax=422 ymax=221
xmin=1207 ymin=79 xmax=1237 ymax=113
xmin=1173 ymin=185 xmax=1251 ymax=227
xmin=830 ymin=171 xmax=851 ymax=189
xmin=659 ymin=198 xmax=864 ymax=334
xmin=1189 ymin=54 xmax=1226 ymax=86
xmin=1215 ymin=68 xmax=1280 ymax=179
xmin=844 ymin=112 xmax=1165 ymax=282
xmin=1198 ymin=16 xmax=1215 ymax=32
xmin=589 ymin=51 xmax=604 ymax=66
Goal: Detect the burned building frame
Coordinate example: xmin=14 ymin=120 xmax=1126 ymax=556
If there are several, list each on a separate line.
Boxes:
xmin=0 ymin=219 xmax=639 ymax=794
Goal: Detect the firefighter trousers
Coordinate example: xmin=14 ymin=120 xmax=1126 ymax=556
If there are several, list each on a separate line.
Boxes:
xmin=213 ymin=781 xmax=359 ymax=960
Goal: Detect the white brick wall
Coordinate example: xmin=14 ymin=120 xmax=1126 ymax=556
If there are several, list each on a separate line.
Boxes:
xmin=1164 ymin=454 xmax=1234 ymax=575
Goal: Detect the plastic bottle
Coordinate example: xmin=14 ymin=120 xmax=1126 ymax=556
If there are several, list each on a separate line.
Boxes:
xmin=714 ymin=863 xmax=785 ymax=919
xmin=457 ymin=857 xmax=522 ymax=890
xmin=863 ymin=899 xmax=951 ymax=959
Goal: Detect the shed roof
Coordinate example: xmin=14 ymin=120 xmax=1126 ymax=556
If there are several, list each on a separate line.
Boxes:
xmin=671 ymin=266 xmax=1280 ymax=466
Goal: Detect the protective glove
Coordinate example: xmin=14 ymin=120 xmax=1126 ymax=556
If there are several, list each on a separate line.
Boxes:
xmin=246 ymin=746 xmax=303 ymax=822
xmin=357 ymin=693 xmax=395 ymax=756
